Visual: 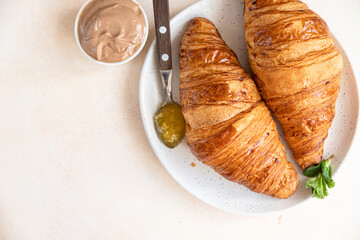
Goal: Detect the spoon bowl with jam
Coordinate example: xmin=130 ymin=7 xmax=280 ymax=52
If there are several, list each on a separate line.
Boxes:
xmin=154 ymin=101 xmax=185 ymax=149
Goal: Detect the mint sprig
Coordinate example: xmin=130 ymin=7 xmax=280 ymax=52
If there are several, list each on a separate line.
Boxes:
xmin=304 ymin=155 xmax=335 ymax=199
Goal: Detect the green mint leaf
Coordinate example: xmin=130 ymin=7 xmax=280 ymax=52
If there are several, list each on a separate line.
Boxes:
xmin=321 ymin=174 xmax=328 ymax=198
xmin=305 ymin=155 xmax=336 ymax=199
xmin=303 ymin=163 xmax=322 ymax=177
xmin=309 ymin=174 xmax=328 ymax=199
xmin=321 ymin=155 xmax=335 ymax=188
xmin=305 ymin=176 xmax=318 ymax=189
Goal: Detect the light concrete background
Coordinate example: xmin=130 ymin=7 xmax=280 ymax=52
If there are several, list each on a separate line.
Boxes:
xmin=0 ymin=0 xmax=359 ymax=239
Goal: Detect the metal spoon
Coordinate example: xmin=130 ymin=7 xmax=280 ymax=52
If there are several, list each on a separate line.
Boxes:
xmin=153 ymin=0 xmax=185 ymax=148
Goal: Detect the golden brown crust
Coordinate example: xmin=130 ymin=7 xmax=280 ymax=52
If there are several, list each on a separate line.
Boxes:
xmin=243 ymin=0 xmax=343 ymax=169
xmin=180 ymin=17 xmax=298 ymax=198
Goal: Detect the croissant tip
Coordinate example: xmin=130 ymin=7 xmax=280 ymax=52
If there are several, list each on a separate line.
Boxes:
xmin=274 ymin=164 xmax=299 ymax=199
xmin=188 ymin=17 xmax=216 ymax=29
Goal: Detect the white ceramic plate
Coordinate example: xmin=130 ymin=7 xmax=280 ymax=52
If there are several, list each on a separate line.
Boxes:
xmin=139 ymin=0 xmax=359 ymax=215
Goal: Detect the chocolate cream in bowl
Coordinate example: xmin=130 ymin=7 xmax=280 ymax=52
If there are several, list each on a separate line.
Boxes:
xmin=78 ymin=0 xmax=147 ymax=63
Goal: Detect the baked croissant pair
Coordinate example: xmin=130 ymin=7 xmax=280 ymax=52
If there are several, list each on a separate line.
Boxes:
xmin=179 ymin=0 xmax=342 ymax=199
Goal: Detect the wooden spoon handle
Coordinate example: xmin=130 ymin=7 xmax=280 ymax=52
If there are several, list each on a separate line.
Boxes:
xmin=153 ymin=0 xmax=172 ymax=70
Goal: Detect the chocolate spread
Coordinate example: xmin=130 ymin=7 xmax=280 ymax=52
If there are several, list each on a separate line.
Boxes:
xmin=78 ymin=0 xmax=147 ymax=63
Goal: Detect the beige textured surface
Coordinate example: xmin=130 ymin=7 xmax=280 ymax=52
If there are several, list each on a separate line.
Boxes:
xmin=0 ymin=0 xmax=359 ymax=239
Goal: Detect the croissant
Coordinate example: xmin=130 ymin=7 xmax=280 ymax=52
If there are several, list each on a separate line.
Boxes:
xmin=180 ymin=17 xmax=298 ymax=199
xmin=243 ymin=0 xmax=343 ymax=169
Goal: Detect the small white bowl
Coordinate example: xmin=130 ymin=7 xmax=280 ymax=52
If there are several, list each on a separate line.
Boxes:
xmin=74 ymin=0 xmax=149 ymax=66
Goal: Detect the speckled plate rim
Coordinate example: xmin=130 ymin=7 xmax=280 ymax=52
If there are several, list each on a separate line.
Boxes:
xmin=139 ymin=0 xmax=360 ymax=215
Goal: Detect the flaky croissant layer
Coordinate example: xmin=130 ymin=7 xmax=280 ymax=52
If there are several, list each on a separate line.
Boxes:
xmin=180 ymin=17 xmax=298 ymax=198
xmin=243 ymin=0 xmax=343 ymax=169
